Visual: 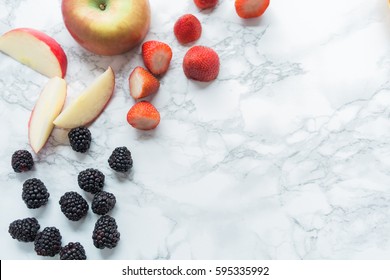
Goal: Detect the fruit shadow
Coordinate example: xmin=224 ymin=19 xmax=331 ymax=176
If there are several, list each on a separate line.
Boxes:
xmin=112 ymin=169 xmax=134 ymax=183
xmin=13 ymin=169 xmax=37 ymax=184
xmin=83 ymin=192 xmax=95 ymax=202
xmin=16 ymin=241 xmax=34 ymax=255
xmin=135 ymin=128 xmax=158 ymax=140
xmin=99 ymin=247 xmax=116 ymax=259
xmin=189 ymin=80 xmax=215 ymax=90
xmin=66 ymin=214 xmax=89 ymax=231
xmin=32 ymin=205 xmax=49 ymax=219
xmin=239 ymin=16 xmax=266 ymax=27
xmin=24 ymin=202 xmax=50 ymax=221
xmin=73 ymin=152 xmax=90 ymax=163
xmin=198 ymin=8 xmax=217 ymax=15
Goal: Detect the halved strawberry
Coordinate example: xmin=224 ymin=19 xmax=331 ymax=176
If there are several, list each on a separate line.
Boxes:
xmin=126 ymin=101 xmax=160 ymax=130
xmin=194 ymin=0 xmax=218 ymax=10
xmin=174 ymin=14 xmax=202 ymax=45
xmin=129 ymin=66 xmax=160 ymax=100
xmin=183 ymin=46 xmax=220 ymax=82
xmin=142 ymin=41 xmax=173 ymax=76
xmin=235 ymin=0 xmax=270 ymax=19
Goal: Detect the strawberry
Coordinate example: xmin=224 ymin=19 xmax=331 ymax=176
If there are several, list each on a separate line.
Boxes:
xmin=183 ymin=46 xmax=220 ymax=82
xmin=235 ymin=0 xmax=270 ymax=19
xmin=174 ymin=14 xmax=202 ymax=45
xmin=142 ymin=41 xmax=173 ymax=76
xmin=129 ymin=66 xmax=160 ymax=100
xmin=194 ymin=0 xmax=218 ymax=9
xmin=126 ymin=101 xmax=160 ymax=130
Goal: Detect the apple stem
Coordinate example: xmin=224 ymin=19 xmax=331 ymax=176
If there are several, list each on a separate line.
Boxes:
xmin=99 ymin=3 xmax=106 ymax=10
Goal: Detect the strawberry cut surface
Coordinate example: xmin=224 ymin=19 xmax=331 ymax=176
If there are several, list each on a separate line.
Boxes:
xmin=142 ymin=41 xmax=173 ymax=76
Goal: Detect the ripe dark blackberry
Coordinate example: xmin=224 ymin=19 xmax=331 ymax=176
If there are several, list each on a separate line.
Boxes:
xmin=59 ymin=191 xmax=89 ymax=221
xmin=92 ymin=191 xmax=116 ymax=215
xmin=22 ymin=178 xmax=50 ymax=209
xmin=92 ymin=215 xmax=120 ymax=249
xmin=108 ymin=146 xmax=133 ymax=172
xmin=68 ymin=126 xmax=91 ymax=153
xmin=78 ymin=168 xmax=105 ymax=194
xmin=60 ymin=242 xmax=87 ymax=260
xmin=11 ymin=150 xmax=34 ymax=172
xmin=34 ymin=226 xmax=62 ymax=257
xmin=8 ymin=217 xmax=40 ymax=242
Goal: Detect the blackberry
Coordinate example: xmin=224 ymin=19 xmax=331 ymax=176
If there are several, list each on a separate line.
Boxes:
xmin=34 ymin=226 xmax=62 ymax=257
xmin=92 ymin=191 xmax=116 ymax=215
xmin=108 ymin=146 xmax=133 ymax=172
xmin=92 ymin=215 xmax=120 ymax=249
xmin=22 ymin=178 xmax=50 ymax=209
xmin=8 ymin=217 xmax=40 ymax=242
xmin=78 ymin=168 xmax=105 ymax=194
xmin=11 ymin=150 xmax=34 ymax=172
xmin=59 ymin=191 xmax=89 ymax=221
xmin=60 ymin=242 xmax=87 ymax=260
xmin=68 ymin=127 xmax=91 ymax=153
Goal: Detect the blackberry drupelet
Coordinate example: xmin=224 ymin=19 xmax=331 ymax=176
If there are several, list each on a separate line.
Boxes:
xmin=34 ymin=226 xmax=62 ymax=257
xmin=92 ymin=191 xmax=116 ymax=215
xmin=68 ymin=126 xmax=91 ymax=153
xmin=22 ymin=178 xmax=50 ymax=209
xmin=92 ymin=215 xmax=120 ymax=249
xmin=108 ymin=146 xmax=133 ymax=172
xmin=59 ymin=191 xmax=89 ymax=221
xmin=78 ymin=168 xmax=105 ymax=194
xmin=60 ymin=242 xmax=87 ymax=260
xmin=11 ymin=150 xmax=34 ymax=172
xmin=8 ymin=217 xmax=40 ymax=242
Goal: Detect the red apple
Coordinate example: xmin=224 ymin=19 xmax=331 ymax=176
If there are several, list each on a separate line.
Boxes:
xmin=53 ymin=67 xmax=115 ymax=129
xmin=61 ymin=0 xmax=151 ymax=56
xmin=29 ymin=77 xmax=67 ymax=153
xmin=0 ymin=28 xmax=67 ymax=78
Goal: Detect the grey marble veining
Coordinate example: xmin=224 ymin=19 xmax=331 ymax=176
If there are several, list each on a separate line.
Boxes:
xmin=1 ymin=0 xmax=390 ymax=259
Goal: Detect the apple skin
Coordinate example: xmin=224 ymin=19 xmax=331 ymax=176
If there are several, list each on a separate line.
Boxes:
xmin=62 ymin=0 xmax=151 ymax=56
xmin=28 ymin=77 xmax=67 ymax=153
xmin=0 ymin=28 xmax=67 ymax=78
xmin=53 ymin=67 xmax=115 ymax=129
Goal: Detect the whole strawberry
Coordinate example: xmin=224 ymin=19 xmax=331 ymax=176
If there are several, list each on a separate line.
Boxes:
xmin=183 ymin=46 xmax=220 ymax=82
xmin=142 ymin=41 xmax=173 ymax=76
xmin=235 ymin=0 xmax=270 ymax=19
xmin=127 ymin=101 xmax=160 ymax=130
xmin=174 ymin=14 xmax=202 ymax=45
xmin=194 ymin=0 xmax=218 ymax=9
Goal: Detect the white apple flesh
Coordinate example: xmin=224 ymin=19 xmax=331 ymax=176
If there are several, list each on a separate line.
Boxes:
xmin=53 ymin=67 xmax=115 ymax=129
xmin=29 ymin=77 xmax=67 ymax=153
xmin=0 ymin=28 xmax=67 ymax=78
xmin=62 ymin=0 xmax=151 ymax=55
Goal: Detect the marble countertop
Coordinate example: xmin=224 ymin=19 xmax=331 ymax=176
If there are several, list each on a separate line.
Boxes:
xmin=1 ymin=0 xmax=390 ymax=260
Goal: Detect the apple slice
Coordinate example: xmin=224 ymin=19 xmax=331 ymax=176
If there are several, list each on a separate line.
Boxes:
xmin=53 ymin=67 xmax=115 ymax=129
xmin=0 ymin=28 xmax=67 ymax=78
xmin=29 ymin=77 xmax=67 ymax=153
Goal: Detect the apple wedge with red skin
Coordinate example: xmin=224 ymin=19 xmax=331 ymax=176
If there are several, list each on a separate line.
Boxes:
xmin=0 ymin=28 xmax=67 ymax=78
xmin=29 ymin=77 xmax=67 ymax=153
xmin=53 ymin=67 xmax=115 ymax=129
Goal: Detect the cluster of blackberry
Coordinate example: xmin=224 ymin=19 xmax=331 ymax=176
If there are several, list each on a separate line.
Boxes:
xmin=9 ymin=127 xmax=133 ymax=259
xmin=9 ymin=219 xmax=86 ymax=260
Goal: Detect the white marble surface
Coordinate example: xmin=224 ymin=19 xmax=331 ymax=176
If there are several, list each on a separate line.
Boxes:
xmin=1 ymin=0 xmax=390 ymax=260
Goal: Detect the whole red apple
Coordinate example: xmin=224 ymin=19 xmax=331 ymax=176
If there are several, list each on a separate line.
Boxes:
xmin=62 ymin=0 xmax=151 ymax=56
